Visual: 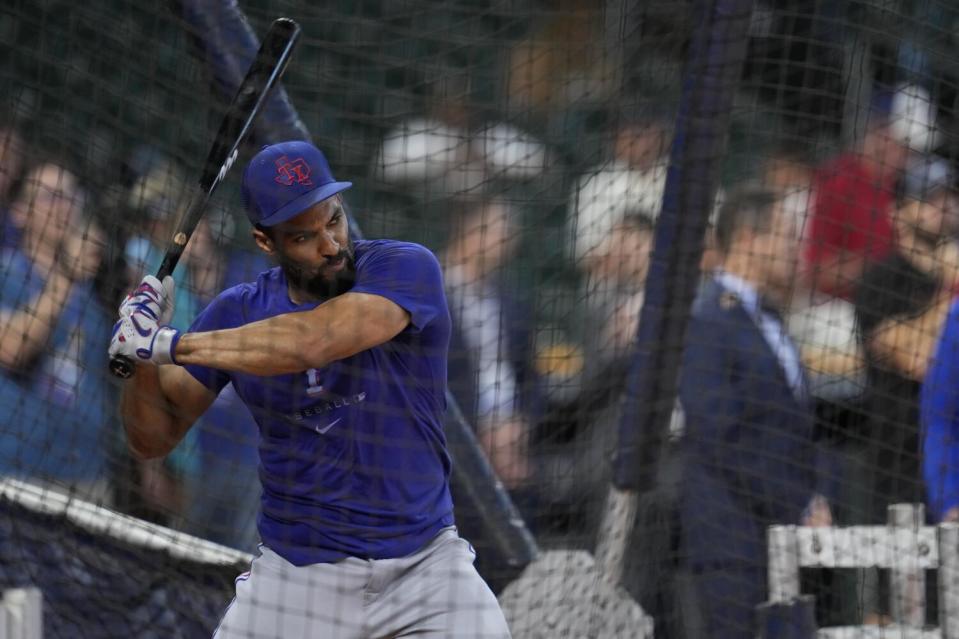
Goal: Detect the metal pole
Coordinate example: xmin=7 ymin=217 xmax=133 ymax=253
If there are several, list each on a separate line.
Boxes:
xmin=888 ymin=503 xmax=926 ymax=627
xmin=0 ymin=588 xmax=42 ymax=639
xmin=767 ymin=525 xmax=801 ymax=603
xmin=595 ymin=486 xmax=639 ymax=587
xmin=939 ymin=522 xmax=959 ymax=635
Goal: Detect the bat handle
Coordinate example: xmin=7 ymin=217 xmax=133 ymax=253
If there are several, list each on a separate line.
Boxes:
xmin=110 ymin=263 xmax=172 ymax=380
xmin=109 ymin=354 xmax=136 ymax=379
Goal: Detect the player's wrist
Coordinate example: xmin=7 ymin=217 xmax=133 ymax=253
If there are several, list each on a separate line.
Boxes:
xmin=152 ymin=327 xmax=182 ymax=366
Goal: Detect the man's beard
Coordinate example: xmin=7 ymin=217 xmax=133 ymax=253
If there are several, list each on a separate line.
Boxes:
xmin=277 ymin=244 xmax=357 ymax=301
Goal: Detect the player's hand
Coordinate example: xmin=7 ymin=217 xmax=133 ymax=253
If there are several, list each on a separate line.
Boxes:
xmin=801 ymin=494 xmax=833 ymax=528
xmin=109 ymin=275 xmax=180 ymax=366
xmin=478 ymin=416 xmax=531 ymax=489
xmin=120 ymin=275 xmax=176 ymax=325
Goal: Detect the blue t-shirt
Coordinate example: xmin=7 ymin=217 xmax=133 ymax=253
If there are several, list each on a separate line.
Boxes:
xmin=184 ymin=239 xmax=454 ymax=565
xmin=0 ymin=249 xmax=114 ymax=481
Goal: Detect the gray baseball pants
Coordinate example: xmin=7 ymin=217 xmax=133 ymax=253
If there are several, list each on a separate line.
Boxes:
xmin=213 ymin=527 xmax=511 ymax=638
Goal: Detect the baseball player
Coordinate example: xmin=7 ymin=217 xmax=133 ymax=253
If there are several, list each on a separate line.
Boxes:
xmin=109 ymin=140 xmax=511 ymax=638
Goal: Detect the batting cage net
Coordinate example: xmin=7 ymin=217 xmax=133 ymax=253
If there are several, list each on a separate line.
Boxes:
xmin=3 ymin=0 xmax=959 ymax=637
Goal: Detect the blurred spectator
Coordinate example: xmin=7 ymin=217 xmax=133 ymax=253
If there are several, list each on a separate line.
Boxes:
xmin=579 ymin=212 xmax=654 ymax=373
xmin=443 ymin=198 xmax=541 ymax=489
xmin=769 ymin=146 xmax=868 ymax=398
xmin=0 ymin=122 xmax=25 ymax=247
xmin=506 ymin=0 xmax=617 ymax=118
xmin=568 ymin=109 xmax=734 ymax=353
xmin=185 ymin=213 xmax=271 ymax=305
xmin=123 ymin=158 xmax=202 ymax=327
xmin=764 ymin=145 xmax=816 ymax=198
xmin=375 ymin=71 xmax=549 ymax=198
xmin=566 ymin=106 xmax=671 ymax=357
xmin=0 ymin=154 xmax=113 ymax=501
xmin=534 ymin=210 xmax=655 ymax=544
xmin=855 ymin=156 xmax=959 ymax=522
xmin=675 ymin=187 xmax=830 ymax=639
xmin=569 ymin=111 xmax=670 ymax=273
xmin=804 ymin=84 xmax=936 ymax=299
xmin=773 ymin=145 xmax=865 ymax=626
xmin=536 ymin=112 xmax=715 ymax=543
xmin=764 ymin=145 xmax=816 ymax=240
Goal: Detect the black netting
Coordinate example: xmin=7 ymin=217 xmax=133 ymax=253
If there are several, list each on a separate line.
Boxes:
xmin=4 ymin=0 xmax=959 ymax=637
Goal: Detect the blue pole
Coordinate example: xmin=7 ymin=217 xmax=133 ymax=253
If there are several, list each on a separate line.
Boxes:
xmin=614 ymin=0 xmax=756 ymax=490
xmin=170 ymin=0 xmax=312 ymax=145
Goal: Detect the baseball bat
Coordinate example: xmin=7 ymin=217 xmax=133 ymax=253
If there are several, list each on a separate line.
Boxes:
xmin=109 ymin=17 xmax=301 ymax=379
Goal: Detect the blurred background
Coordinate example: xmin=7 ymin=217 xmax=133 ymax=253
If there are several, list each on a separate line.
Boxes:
xmin=4 ymin=0 xmax=959 ymax=636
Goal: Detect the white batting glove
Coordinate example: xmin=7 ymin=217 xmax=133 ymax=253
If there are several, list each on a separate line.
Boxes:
xmin=109 ymin=275 xmax=180 ymax=366
xmin=119 ymin=275 xmax=176 ymax=325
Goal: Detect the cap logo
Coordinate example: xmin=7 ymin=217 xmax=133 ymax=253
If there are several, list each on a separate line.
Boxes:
xmin=274 ymin=156 xmax=313 ymax=186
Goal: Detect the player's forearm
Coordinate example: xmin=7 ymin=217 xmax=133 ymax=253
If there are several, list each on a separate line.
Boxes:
xmin=120 ymin=364 xmax=183 ymax=459
xmin=871 ymin=292 xmax=953 ymax=380
xmin=800 ymin=343 xmax=862 ymax=377
xmin=175 ymin=311 xmax=323 ymax=376
xmin=173 ymin=293 xmax=407 ymax=376
xmin=0 ymin=270 xmax=75 ymax=370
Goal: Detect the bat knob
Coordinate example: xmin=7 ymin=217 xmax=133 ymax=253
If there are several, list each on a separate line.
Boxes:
xmin=109 ymin=354 xmax=136 ymax=379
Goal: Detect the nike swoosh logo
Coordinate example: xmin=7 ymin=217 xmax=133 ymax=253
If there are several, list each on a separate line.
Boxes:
xmin=130 ymin=315 xmax=153 ymax=337
xmin=317 ymin=417 xmax=342 ymax=435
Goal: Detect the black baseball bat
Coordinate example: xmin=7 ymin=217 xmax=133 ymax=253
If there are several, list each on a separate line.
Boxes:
xmin=109 ymin=17 xmax=301 ymax=379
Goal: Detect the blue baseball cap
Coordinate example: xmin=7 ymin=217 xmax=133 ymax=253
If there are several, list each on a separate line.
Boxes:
xmin=902 ymin=156 xmax=955 ymax=201
xmin=241 ymin=141 xmax=352 ymax=227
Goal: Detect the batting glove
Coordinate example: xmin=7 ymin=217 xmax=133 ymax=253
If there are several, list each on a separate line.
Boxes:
xmin=119 ymin=275 xmax=176 ymax=325
xmin=108 ymin=275 xmax=180 ymax=366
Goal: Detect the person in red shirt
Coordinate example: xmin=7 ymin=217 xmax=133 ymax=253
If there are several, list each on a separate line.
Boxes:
xmin=804 ymin=117 xmax=910 ymax=299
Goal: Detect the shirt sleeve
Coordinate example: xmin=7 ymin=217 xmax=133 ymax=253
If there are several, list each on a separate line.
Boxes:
xmin=807 ymin=166 xmax=893 ymax=268
xmin=922 ymin=301 xmax=959 ymax=520
xmin=182 ymin=292 xmax=238 ymax=394
xmin=350 ymin=242 xmax=446 ymax=332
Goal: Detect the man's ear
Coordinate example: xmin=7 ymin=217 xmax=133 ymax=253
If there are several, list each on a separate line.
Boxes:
xmin=252 ymin=228 xmax=275 ymax=256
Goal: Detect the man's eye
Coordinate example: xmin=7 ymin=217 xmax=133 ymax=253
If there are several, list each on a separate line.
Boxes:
xmin=329 ymin=214 xmax=341 ymax=226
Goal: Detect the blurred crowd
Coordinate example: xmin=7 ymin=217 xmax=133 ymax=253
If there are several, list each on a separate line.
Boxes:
xmin=4 ymin=5 xmax=959 ymax=635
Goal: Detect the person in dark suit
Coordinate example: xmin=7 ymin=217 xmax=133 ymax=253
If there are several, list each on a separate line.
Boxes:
xmin=677 ymin=186 xmax=831 ymax=638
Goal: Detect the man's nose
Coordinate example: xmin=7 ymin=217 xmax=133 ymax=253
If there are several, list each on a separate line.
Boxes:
xmin=319 ymin=232 xmax=340 ymax=257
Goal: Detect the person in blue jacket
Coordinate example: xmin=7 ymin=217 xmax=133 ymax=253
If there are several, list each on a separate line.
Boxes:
xmin=921 ymin=296 xmax=959 ymax=523
xmin=0 ymin=153 xmax=113 ymax=500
